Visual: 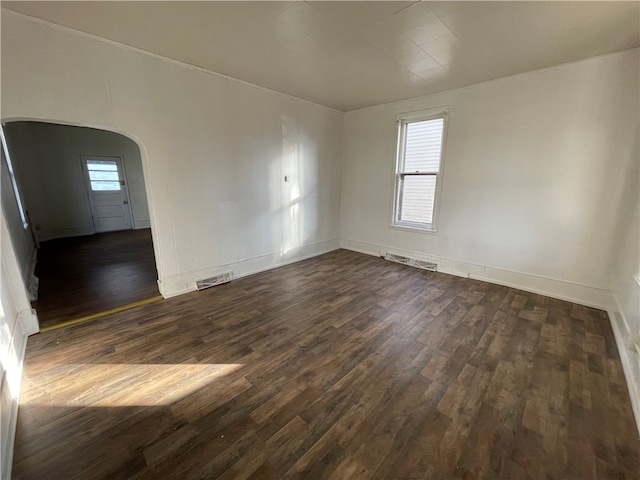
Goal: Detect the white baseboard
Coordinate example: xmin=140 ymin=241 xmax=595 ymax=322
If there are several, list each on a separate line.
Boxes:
xmin=18 ymin=308 xmax=39 ymax=337
xmin=608 ymin=294 xmax=640 ymax=437
xmin=157 ymin=280 xmax=191 ymax=299
xmin=37 ymin=223 xmax=151 ymax=241
xmin=159 ymin=238 xmax=341 ymax=298
xmin=340 ymin=238 xmax=611 ymax=310
xmin=37 ymin=225 xmax=96 ymax=242
xmin=134 ymin=220 xmax=151 ymax=229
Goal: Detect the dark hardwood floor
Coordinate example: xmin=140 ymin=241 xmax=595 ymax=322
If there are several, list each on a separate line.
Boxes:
xmin=32 ymin=229 xmax=159 ymax=329
xmin=13 ymin=249 xmax=640 ymax=479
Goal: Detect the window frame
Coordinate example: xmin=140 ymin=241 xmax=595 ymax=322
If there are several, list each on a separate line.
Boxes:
xmin=391 ymin=108 xmax=450 ymax=233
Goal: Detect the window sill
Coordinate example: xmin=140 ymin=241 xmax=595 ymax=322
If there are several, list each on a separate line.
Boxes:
xmin=389 ymin=223 xmax=438 ymax=235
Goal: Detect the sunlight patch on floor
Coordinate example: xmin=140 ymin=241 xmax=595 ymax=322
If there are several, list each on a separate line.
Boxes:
xmin=22 ymin=363 xmax=244 ymax=407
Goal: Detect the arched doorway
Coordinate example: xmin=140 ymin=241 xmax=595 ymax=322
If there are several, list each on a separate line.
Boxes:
xmin=1 ymin=120 xmax=162 ymax=330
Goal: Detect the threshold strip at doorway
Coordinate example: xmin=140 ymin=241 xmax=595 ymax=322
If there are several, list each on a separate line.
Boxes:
xmin=40 ymin=295 xmax=164 ymax=333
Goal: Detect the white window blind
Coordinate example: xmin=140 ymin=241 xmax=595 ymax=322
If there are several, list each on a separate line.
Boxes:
xmin=394 ymin=115 xmax=446 ymax=230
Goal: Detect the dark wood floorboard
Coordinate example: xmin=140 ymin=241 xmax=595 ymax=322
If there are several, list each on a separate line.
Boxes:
xmin=32 ymin=229 xmax=159 ymax=329
xmin=13 ymin=249 xmax=640 ymax=479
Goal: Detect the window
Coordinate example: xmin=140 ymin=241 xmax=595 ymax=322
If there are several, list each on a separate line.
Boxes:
xmin=392 ymin=111 xmax=448 ymax=231
xmin=86 ymin=159 xmax=122 ymax=191
xmin=0 ymin=124 xmax=29 ymax=229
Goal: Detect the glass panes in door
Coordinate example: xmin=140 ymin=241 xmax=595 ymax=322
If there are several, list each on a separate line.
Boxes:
xmin=86 ymin=159 xmax=121 ymax=191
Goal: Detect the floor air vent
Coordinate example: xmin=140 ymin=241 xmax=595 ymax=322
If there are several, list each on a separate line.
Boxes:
xmin=196 ymin=272 xmax=232 ymax=291
xmin=384 ymin=253 xmax=437 ymax=272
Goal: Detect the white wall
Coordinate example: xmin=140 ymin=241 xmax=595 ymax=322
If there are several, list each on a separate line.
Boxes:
xmin=1 ymin=134 xmax=40 ymax=480
xmin=0 ymin=211 xmax=39 ymax=480
xmin=342 ymin=49 xmax=639 ymax=309
xmin=609 ymin=134 xmax=640 ymax=433
xmin=1 ymin=11 xmax=344 ymax=297
xmin=4 ymin=121 xmax=151 ymax=241
xmin=1 ymin=148 xmax=36 ymax=287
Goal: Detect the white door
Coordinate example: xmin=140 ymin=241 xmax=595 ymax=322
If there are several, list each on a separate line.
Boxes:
xmin=81 ymin=155 xmax=133 ymax=233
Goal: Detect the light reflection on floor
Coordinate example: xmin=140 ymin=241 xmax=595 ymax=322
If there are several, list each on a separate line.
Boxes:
xmin=22 ymin=363 xmax=244 ymax=407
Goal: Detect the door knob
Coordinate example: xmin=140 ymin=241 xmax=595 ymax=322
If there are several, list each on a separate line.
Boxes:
xmin=123 ymin=200 xmax=129 ymax=204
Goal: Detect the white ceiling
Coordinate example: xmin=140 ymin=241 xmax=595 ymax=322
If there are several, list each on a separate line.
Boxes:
xmin=3 ymin=1 xmax=639 ymax=111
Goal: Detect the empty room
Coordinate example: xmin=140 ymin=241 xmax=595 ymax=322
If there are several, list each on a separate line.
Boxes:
xmin=0 ymin=2 xmax=638 ymax=479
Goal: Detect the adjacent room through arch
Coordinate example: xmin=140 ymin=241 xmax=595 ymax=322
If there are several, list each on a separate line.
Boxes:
xmin=2 ymin=121 xmax=159 ymax=330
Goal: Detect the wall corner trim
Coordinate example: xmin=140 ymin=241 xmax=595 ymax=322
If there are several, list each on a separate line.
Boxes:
xmin=18 ymin=308 xmax=40 ymax=336
xmin=608 ymin=293 xmax=640 ymax=437
xmin=0 ymin=319 xmax=29 ymax=480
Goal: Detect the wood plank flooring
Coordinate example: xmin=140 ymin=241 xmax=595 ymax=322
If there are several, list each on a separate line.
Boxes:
xmin=32 ymin=229 xmax=159 ymax=329
xmin=13 ymin=249 xmax=640 ymax=479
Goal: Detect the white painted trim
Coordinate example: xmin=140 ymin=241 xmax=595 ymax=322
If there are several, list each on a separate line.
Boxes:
xmin=37 ymin=226 xmax=96 ymax=243
xmin=608 ymin=293 xmax=640 ymax=436
xmin=159 ymin=238 xmax=340 ymax=298
xmin=134 ymin=220 xmax=151 ymax=230
xmin=390 ymin=108 xmax=450 ymax=233
xmin=1 ymin=9 xmax=343 ymax=114
xmin=340 ymin=238 xmax=611 ymax=310
xmin=1 ymin=215 xmax=40 ymax=335
xmin=1 ymin=317 xmax=28 ymax=480
xmin=157 ymin=281 xmax=191 ymax=299
xmin=387 ymin=223 xmax=438 ymax=235
xmin=17 ymin=308 xmax=39 ymax=337
xmin=470 ymin=269 xmax=611 ymax=311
